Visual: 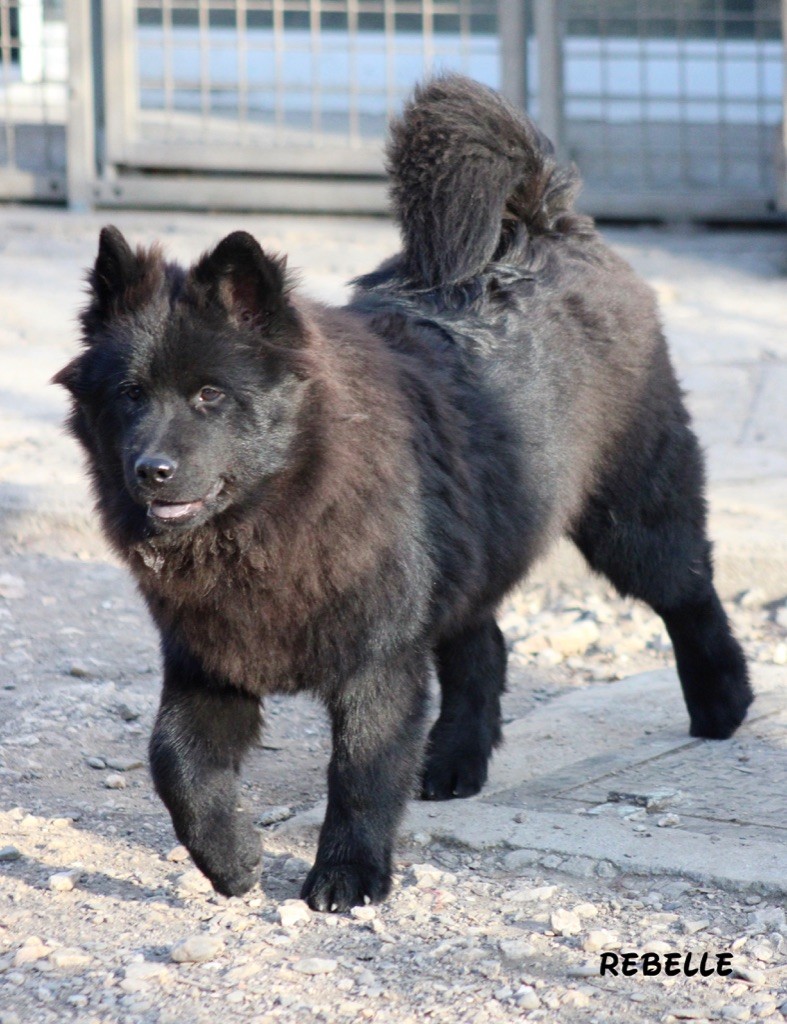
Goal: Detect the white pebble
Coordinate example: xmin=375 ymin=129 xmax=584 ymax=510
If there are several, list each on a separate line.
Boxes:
xmin=277 ymin=900 xmax=311 ymax=928
xmin=291 ymin=958 xmax=337 ymax=975
xmin=49 ymin=870 xmax=78 ymax=892
xmin=550 ymin=908 xmax=581 ymax=936
xmin=170 ymin=934 xmax=224 ymax=963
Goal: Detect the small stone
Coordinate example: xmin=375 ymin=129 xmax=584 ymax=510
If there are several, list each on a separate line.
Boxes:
xmin=779 ymin=999 xmax=787 ymax=1017
xmin=291 ymin=958 xmax=337 ymax=975
xmin=499 ymin=938 xmax=535 ymax=960
xmin=86 ymin=756 xmax=106 ymax=769
xmin=546 ymin=619 xmax=600 ymax=656
xmin=166 ymin=845 xmax=189 ymax=863
xmin=516 ymin=987 xmax=540 ymax=1010
xmin=719 ymin=1006 xmax=750 ymax=1022
xmin=258 ymin=805 xmax=293 ymax=826
xmin=14 ymin=938 xmax=50 ymax=966
xmin=682 ymin=919 xmax=709 ymax=935
xmin=350 ymin=905 xmax=376 ymax=922
xmin=733 ymin=965 xmax=766 ymax=985
xmin=68 ymin=662 xmax=95 ymax=679
xmin=510 ymin=884 xmax=557 ymax=903
xmin=574 ymin=902 xmax=598 ymax=919
xmin=171 ymin=934 xmax=224 ymax=963
xmin=582 ymin=929 xmax=619 ymax=953
xmin=566 ymin=965 xmax=599 ymax=978
xmin=121 ymin=962 xmax=169 ymax=991
xmin=503 ymin=849 xmax=537 ymax=870
xmin=176 ymin=869 xmax=212 ymax=895
xmin=103 ymin=772 xmax=127 ymax=789
xmin=749 ymin=941 xmax=773 ymax=962
xmin=49 ymin=870 xmax=79 ymax=892
xmin=550 ymin=908 xmax=581 ymax=936
xmin=0 ymin=845 xmax=21 ymax=862
xmin=735 ymin=588 xmax=764 ymax=608
xmin=225 ymin=963 xmax=262 ymax=983
xmin=773 ymin=643 xmax=787 ymax=665
xmin=562 ymin=990 xmax=591 ymax=1008
xmin=657 ymin=813 xmax=681 ymax=828
xmin=116 ymin=703 xmax=141 ymax=722
xmin=607 ymin=789 xmax=681 ymax=812
xmin=536 ymin=648 xmax=564 ymax=668
xmin=411 ymin=863 xmax=455 ymax=888
xmin=749 ymin=906 xmax=786 ymax=932
xmin=596 ymin=861 xmax=618 ymax=878
xmin=104 ymin=757 xmax=144 ymax=772
xmin=277 ymin=900 xmax=311 ymax=928
xmin=49 ymin=948 xmax=91 ymax=969
xmin=494 ymin=986 xmax=514 ymax=1001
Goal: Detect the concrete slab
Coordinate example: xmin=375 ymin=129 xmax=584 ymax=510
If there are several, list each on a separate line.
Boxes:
xmin=284 ymin=666 xmax=787 ymax=895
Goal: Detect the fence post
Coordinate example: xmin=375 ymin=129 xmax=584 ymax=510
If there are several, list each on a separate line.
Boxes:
xmin=66 ymin=0 xmax=96 ymax=209
xmin=498 ymin=0 xmax=528 ymax=112
xmin=781 ymin=0 xmax=787 ymax=209
xmin=534 ymin=0 xmax=564 ymax=157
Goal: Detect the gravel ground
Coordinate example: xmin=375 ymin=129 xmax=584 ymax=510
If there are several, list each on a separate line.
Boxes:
xmin=1 ymin=534 xmax=786 ymax=1024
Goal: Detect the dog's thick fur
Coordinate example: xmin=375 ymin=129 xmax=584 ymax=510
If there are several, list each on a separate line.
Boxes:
xmin=55 ymin=75 xmax=752 ymax=911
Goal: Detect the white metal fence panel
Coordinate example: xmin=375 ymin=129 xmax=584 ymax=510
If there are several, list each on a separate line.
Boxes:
xmin=0 ymin=0 xmax=67 ymax=199
xmin=559 ymin=0 xmax=784 ymax=217
xmin=103 ymin=0 xmax=500 ymax=175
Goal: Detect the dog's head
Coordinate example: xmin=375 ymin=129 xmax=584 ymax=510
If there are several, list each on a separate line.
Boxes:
xmin=54 ymin=227 xmax=313 ymax=540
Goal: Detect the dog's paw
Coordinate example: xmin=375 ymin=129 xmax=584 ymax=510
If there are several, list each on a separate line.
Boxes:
xmin=188 ymin=820 xmax=263 ymax=898
xmin=421 ymin=748 xmax=488 ymax=800
xmin=300 ymin=861 xmax=391 ymax=912
xmin=687 ymin=662 xmax=754 ymax=740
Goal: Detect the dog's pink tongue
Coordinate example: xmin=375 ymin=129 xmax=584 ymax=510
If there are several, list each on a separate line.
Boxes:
xmin=149 ymin=500 xmax=202 ymax=520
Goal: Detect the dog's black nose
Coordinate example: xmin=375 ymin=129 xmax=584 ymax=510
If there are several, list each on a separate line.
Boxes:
xmin=135 ymin=455 xmax=177 ymax=485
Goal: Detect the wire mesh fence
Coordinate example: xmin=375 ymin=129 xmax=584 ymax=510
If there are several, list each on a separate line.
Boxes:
xmin=560 ymin=0 xmax=783 ymax=210
xmin=0 ymin=1 xmax=784 ymax=216
xmin=0 ymin=0 xmax=67 ymax=199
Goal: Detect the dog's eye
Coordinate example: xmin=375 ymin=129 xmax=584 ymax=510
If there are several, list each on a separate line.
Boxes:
xmin=119 ymin=383 xmax=143 ymax=401
xmin=196 ymin=386 xmax=225 ymax=406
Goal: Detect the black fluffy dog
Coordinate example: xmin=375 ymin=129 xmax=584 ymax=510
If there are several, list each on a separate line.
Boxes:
xmin=54 ymin=75 xmax=752 ymax=911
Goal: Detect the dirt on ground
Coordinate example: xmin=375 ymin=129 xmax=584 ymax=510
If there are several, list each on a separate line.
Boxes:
xmin=1 ymin=524 xmax=786 ymax=1024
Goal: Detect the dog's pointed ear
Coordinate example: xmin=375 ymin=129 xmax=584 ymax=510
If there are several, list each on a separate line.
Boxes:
xmin=90 ymin=226 xmax=139 ymax=310
xmin=191 ymin=231 xmax=293 ymax=330
xmin=83 ymin=226 xmax=164 ymax=335
xmin=51 ymin=355 xmax=83 ymax=395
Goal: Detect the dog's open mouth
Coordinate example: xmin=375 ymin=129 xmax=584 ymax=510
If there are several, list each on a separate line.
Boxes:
xmin=147 ymin=480 xmax=224 ymax=523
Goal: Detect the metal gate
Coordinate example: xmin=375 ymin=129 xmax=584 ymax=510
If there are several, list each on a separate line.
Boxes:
xmin=1 ymin=0 xmax=786 ymax=217
xmin=0 ymin=0 xmax=67 ymax=200
xmin=92 ymin=0 xmax=503 ymax=210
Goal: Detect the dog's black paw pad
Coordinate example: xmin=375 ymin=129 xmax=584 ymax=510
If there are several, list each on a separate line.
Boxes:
xmin=420 ymin=753 xmax=488 ymax=801
xmin=300 ymin=862 xmax=390 ymax=912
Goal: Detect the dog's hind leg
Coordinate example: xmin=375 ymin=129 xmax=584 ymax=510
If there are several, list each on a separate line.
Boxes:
xmin=570 ymin=413 xmax=752 ymax=740
xmin=421 ymin=616 xmax=507 ymax=800
xmin=149 ymin=645 xmax=263 ymax=897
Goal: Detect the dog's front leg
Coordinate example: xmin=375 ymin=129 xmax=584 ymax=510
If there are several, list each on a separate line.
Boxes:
xmin=149 ymin=645 xmax=263 ymax=897
xmin=301 ymin=655 xmax=428 ymax=912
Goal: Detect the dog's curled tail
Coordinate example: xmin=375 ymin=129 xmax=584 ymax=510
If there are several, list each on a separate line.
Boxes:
xmin=386 ymin=74 xmax=591 ymax=289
